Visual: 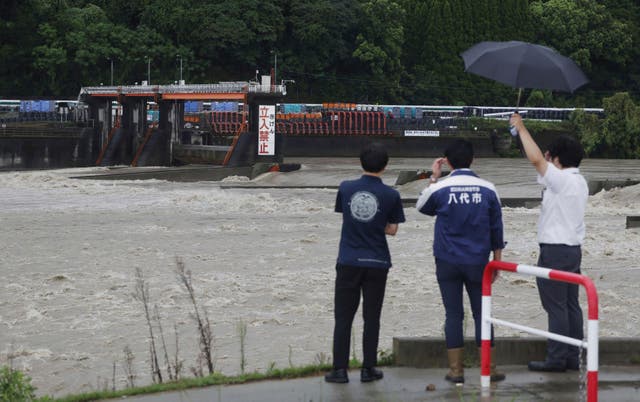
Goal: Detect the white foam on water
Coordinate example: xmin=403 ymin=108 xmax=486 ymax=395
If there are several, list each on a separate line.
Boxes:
xmin=221 ymin=175 xmax=251 ymax=182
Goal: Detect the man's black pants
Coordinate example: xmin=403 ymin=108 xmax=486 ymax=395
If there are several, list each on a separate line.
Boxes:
xmin=332 ymin=263 xmax=388 ymax=369
xmin=537 ymin=244 xmax=584 ymax=366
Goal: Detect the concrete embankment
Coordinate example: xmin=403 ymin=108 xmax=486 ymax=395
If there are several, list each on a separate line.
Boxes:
xmin=393 ymin=336 xmax=640 ymax=367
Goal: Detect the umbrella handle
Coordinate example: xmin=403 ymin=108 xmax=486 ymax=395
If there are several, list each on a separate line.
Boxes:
xmin=515 ymin=88 xmax=522 ymax=112
xmin=513 ymin=87 xmax=525 ymax=156
xmin=510 ymin=88 xmax=522 ymax=137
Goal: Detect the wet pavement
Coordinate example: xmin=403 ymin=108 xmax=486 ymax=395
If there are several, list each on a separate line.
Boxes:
xmin=112 ymin=365 xmax=640 ymax=402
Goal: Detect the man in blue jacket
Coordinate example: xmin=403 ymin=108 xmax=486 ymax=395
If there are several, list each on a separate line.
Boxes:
xmin=416 ymin=139 xmax=505 ymax=384
xmin=325 ymin=143 xmax=406 ymax=384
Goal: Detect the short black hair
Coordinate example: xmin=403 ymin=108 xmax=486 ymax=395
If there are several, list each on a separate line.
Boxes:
xmin=547 ymin=135 xmax=584 ymax=168
xmin=444 ymin=139 xmax=473 ymax=169
xmin=360 ymin=142 xmax=388 ymax=173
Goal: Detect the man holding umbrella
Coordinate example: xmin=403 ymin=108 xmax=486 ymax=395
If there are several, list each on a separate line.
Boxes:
xmin=462 ymin=40 xmax=590 ymax=372
xmin=510 ymin=114 xmax=588 ymax=372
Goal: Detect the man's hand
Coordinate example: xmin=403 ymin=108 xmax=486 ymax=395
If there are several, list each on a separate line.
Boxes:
xmin=509 ymin=113 xmax=524 ymax=132
xmin=385 ymin=223 xmax=398 ymax=236
xmin=492 ymin=248 xmax=502 ymax=283
xmin=431 ymin=157 xmax=446 ymax=180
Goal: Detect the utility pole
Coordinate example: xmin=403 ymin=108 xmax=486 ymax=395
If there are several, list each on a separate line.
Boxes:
xmin=273 ymin=51 xmax=278 ymax=84
xmin=110 ymin=58 xmax=114 ymax=86
xmin=147 ymin=57 xmax=151 ymax=84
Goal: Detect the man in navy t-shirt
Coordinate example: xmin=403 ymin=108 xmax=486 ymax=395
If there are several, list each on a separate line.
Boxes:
xmin=325 ymin=143 xmax=405 ymax=384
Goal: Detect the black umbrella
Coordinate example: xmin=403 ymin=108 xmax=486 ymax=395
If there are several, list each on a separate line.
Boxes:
xmin=461 ymin=40 xmax=588 ymax=106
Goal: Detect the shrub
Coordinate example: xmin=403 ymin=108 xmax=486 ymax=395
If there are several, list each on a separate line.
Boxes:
xmin=0 ymin=366 xmax=36 ymax=401
xmin=572 ymin=92 xmax=640 ymax=158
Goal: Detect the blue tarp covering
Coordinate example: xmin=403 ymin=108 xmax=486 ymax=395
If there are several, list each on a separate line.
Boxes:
xmin=20 ymin=100 xmax=55 ymax=113
xmin=185 ymin=101 xmax=203 ymax=113
xmin=146 ymin=110 xmax=159 ymax=122
xmin=283 ymin=104 xmax=304 ymax=113
xmin=211 ymin=102 xmax=239 ymax=112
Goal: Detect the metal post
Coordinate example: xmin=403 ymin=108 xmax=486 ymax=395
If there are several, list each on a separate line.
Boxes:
xmin=481 ymin=261 xmax=600 ymax=402
xmin=274 ymin=51 xmax=277 ymax=85
xmin=147 ymin=57 xmax=151 ymax=84
xmin=179 ymin=56 xmax=183 ymax=82
xmin=110 ymin=59 xmax=114 ymax=86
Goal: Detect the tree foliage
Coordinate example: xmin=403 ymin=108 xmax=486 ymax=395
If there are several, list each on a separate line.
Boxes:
xmin=352 ymin=0 xmax=405 ymax=102
xmin=600 ymin=93 xmax=640 ymax=158
xmin=530 ymin=0 xmax=634 ymax=94
xmin=0 ymin=0 xmax=639 ymax=108
xmin=572 ymin=92 xmax=640 ymax=158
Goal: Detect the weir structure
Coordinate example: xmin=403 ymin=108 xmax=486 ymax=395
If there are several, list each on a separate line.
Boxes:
xmin=78 ymin=80 xmax=286 ymax=167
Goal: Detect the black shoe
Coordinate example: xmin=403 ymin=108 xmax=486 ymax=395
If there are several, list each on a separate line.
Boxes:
xmin=360 ymin=367 xmax=384 ymax=382
xmin=528 ymin=360 xmax=566 ymax=372
xmin=324 ymin=368 xmax=349 ymax=383
xmin=445 ymin=373 xmax=465 ymax=384
xmin=490 ymin=372 xmax=506 ymax=382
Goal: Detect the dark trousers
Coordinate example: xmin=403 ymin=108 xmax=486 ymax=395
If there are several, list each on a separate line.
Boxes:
xmin=436 ymin=258 xmax=493 ymax=349
xmin=332 ymin=263 xmax=388 ymax=369
xmin=537 ymin=244 xmax=584 ymax=365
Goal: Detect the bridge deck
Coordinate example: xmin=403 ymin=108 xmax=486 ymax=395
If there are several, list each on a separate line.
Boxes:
xmin=81 ymin=83 xmax=286 ymax=100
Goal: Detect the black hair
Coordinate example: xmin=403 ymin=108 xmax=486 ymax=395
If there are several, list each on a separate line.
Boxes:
xmin=444 ymin=139 xmax=473 ymax=169
xmin=360 ymin=142 xmax=389 ymax=173
xmin=547 ymin=135 xmax=584 ymax=168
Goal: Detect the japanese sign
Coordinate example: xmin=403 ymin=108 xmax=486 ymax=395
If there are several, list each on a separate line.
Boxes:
xmin=447 ymin=186 xmax=482 ymax=204
xmin=404 ymin=130 xmax=440 ymax=137
xmin=258 ymin=105 xmax=275 ymax=155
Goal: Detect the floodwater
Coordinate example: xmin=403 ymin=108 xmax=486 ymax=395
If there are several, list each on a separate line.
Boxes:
xmin=0 ymin=157 xmax=639 ymax=398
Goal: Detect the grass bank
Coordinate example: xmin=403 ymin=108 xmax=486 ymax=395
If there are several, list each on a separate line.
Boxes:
xmin=12 ymin=355 xmax=394 ymax=401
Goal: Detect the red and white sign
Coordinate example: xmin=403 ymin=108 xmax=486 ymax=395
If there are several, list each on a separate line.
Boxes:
xmin=258 ymin=105 xmax=275 ymax=155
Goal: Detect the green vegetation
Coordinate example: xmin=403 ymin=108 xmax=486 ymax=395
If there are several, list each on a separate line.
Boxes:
xmin=53 ymin=367 xmax=333 ymax=402
xmin=0 ymin=366 xmax=36 ymax=401
xmin=0 ymin=353 xmax=394 ymax=402
xmin=1 ymin=0 xmax=639 ymax=107
xmin=0 ymin=366 xmax=54 ymax=402
xmin=572 ymin=92 xmax=640 ymax=158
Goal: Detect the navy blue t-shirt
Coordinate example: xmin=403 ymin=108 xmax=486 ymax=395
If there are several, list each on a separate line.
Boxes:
xmin=335 ymin=175 xmax=406 ymax=269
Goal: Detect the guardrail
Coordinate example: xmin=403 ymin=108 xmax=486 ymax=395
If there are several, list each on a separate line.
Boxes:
xmin=0 ymin=125 xmax=87 ymax=138
xmin=481 ymin=260 xmax=599 ymax=402
xmin=81 ymin=82 xmax=286 ymax=96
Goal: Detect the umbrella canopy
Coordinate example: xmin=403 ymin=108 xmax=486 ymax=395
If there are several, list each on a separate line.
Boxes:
xmin=461 ymin=41 xmax=588 ymax=93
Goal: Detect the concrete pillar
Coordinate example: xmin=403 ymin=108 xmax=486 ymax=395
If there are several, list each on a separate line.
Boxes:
xmin=158 ymin=101 xmax=173 ymax=165
xmin=627 ymin=216 xmax=640 ymax=229
xmin=120 ymin=100 xmax=134 ymax=164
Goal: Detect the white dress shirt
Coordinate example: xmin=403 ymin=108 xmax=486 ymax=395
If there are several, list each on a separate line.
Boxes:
xmin=537 ymin=163 xmax=588 ymax=245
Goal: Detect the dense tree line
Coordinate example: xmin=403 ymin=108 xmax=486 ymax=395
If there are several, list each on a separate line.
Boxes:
xmin=1 ymin=0 xmax=638 ymax=107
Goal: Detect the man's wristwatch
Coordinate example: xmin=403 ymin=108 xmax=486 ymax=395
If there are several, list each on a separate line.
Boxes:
xmin=429 ymin=176 xmax=438 ymax=184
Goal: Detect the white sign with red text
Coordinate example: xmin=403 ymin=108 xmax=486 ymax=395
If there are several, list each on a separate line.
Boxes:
xmin=258 ymin=105 xmax=275 ymax=155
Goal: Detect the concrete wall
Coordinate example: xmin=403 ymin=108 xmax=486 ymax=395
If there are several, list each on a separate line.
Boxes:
xmin=281 ymin=134 xmax=496 ymax=158
xmin=393 ymin=337 xmax=640 ymax=367
xmin=0 ymin=128 xmax=96 ymax=170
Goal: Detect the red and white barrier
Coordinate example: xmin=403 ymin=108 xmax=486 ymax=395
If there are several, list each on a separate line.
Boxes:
xmin=481 ymin=260 xmax=599 ymax=402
